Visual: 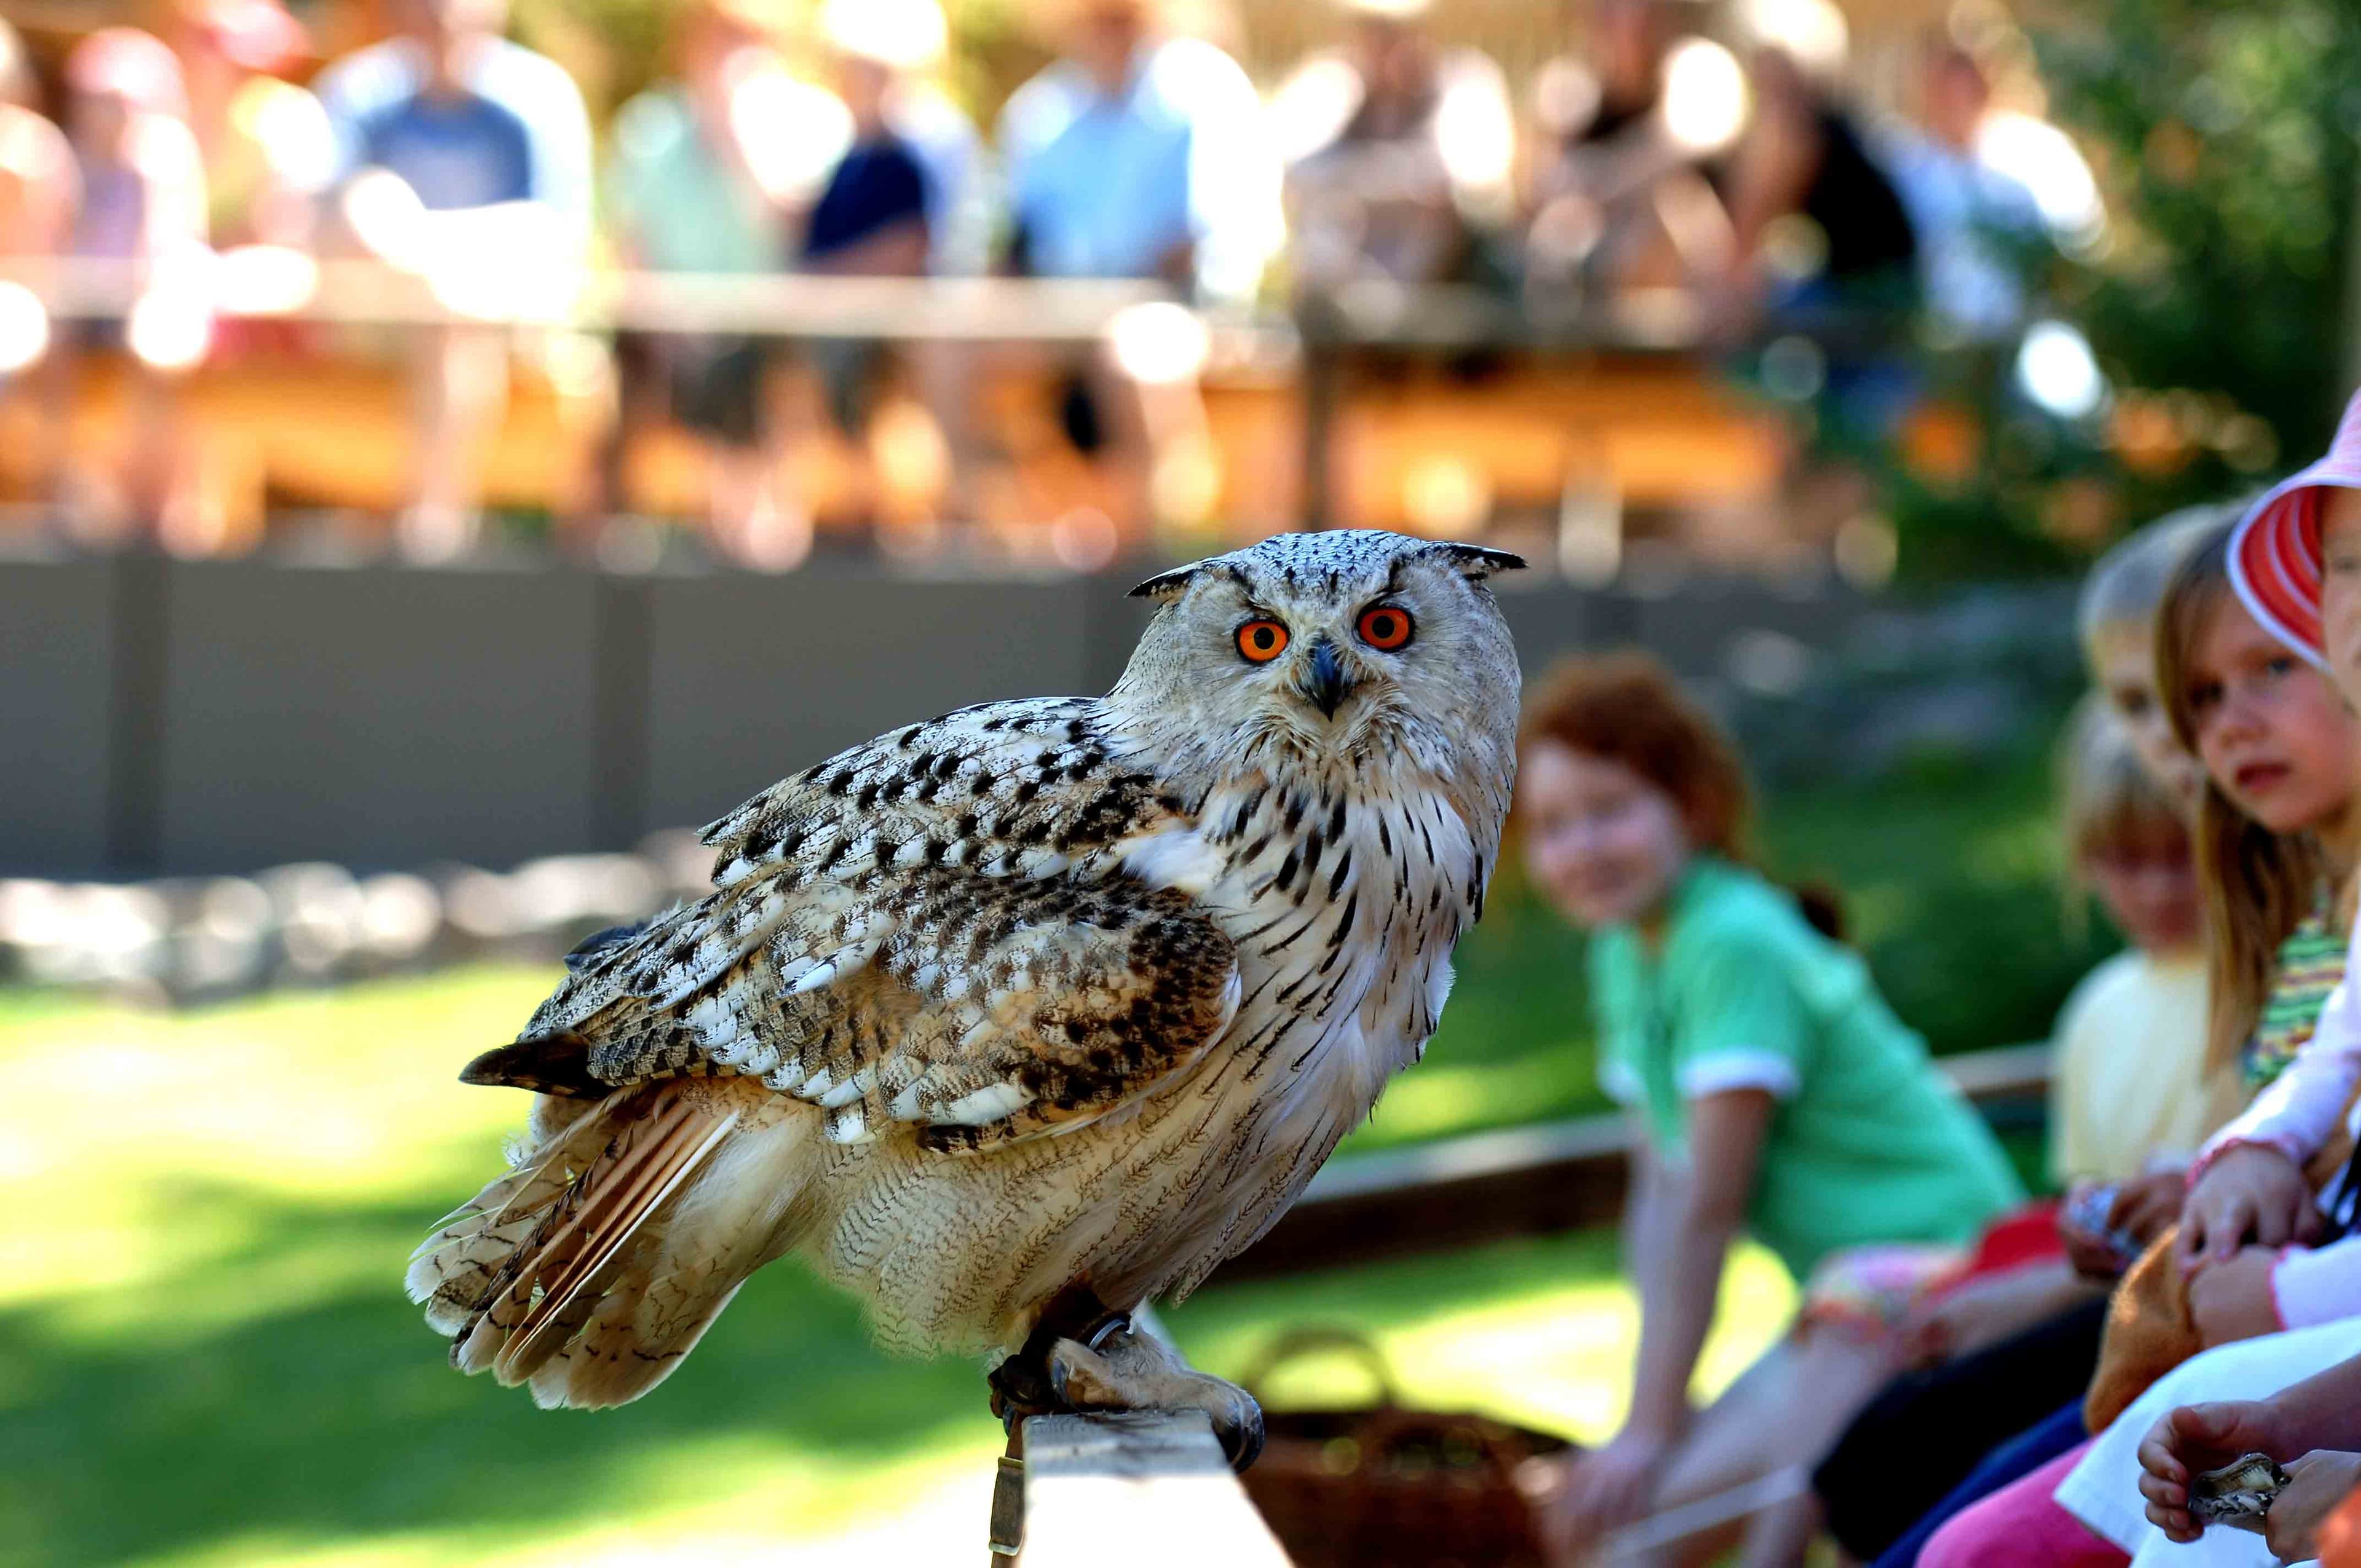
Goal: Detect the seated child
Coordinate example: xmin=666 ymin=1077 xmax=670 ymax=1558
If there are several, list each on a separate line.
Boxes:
xmin=1912 ymin=389 xmax=2361 ymax=1568
xmin=1816 ymin=512 xmax=2228 ymax=1563
xmin=1519 ymin=653 xmax=2023 ymax=1567
xmin=2177 ymin=392 xmax=2361 ymax=1305
xmin=1858 ymin=509 xmax=2361 ymax=1567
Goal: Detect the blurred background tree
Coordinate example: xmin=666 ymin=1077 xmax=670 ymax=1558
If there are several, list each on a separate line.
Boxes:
xmin=1875 ymin=0 xmax=2361 ymax=579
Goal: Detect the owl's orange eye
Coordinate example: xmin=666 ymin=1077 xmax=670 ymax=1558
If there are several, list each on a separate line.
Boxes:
xmin=1356 ymin=605 xmax=1415 ymax=651
xmin=1235 ymin=619 xmax=1290 ymax=663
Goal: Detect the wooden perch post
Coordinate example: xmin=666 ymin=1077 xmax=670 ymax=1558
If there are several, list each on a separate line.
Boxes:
xmin=994 ymin=1411 xmax=1292 ymax=1567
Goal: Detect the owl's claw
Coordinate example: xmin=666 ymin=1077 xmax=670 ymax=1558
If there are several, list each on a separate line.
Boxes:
xmin=1046 ymin=1324 xmax=1265 ymax=1471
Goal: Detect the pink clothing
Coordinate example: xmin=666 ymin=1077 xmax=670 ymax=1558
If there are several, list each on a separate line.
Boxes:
xmin=1919 ymin=1444 xmax=2127 ymax=1568
xmin=2271 ymin=1233 xmax=2361 ymax=1328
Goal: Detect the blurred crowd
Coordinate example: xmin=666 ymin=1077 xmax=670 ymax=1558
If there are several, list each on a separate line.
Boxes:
xmin=0 ymin=0 xmax=2098 ymax=564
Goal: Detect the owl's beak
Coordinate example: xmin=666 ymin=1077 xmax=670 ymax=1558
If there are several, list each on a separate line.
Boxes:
xmin=1300 ymin=636 xmax=1354 ymax=719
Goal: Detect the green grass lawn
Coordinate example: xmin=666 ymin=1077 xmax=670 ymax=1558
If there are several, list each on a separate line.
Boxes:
xmin=0 ymin=743 xmax=2090 ymax=1566
xmin=0 ymin=967 xmax=1796 ymax=1568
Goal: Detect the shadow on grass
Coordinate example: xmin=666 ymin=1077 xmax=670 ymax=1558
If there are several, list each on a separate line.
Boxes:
xmin=0 ymin=1180 xmax=1002 ymax=1568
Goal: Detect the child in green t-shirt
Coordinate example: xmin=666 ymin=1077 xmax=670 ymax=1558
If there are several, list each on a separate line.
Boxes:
xmin=1519 ymin=652 xmax=2023 ymax=1565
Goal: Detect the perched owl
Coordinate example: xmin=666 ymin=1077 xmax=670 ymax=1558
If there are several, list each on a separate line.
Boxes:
xmin=409 ymin=529 xmax=1522 ymax=1454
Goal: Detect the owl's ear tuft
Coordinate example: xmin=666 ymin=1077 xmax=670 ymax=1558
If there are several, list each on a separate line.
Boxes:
xmin=1422 ymin=543 xmax=1527 ymax=581
xmin=1128 ymin=563 xmax=1204 ymax=602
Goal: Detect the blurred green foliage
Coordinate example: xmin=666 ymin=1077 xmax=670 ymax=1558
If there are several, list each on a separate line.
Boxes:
xmin=506 ymin=0 xmax=1043 ymax=124
xmin=1870 ymin=2 xmax=2361 ymax=578
xmin=2038 ymin=0 xmax=2361 ymax=470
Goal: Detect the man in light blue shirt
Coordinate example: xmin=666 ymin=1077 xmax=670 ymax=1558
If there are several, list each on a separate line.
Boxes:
xmin=315 ymin=0 xmax=592 ymax=558
xmin=967 ymin=0 xmax=1278 ymax=550
xmin=996 ymin=0 xmax=1279 ymax=307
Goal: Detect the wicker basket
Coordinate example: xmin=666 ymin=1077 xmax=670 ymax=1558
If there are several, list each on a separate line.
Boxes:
xmin=1236 ymin=1327 xmax=1576 ymax=1568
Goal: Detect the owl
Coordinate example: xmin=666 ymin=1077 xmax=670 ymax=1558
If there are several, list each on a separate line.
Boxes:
xmin=408 ymin=529 xmax=1523 ymax=1459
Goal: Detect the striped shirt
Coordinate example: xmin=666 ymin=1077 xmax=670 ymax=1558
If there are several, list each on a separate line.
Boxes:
xmin=2244 ymin=890 xmax=2347 ymax=1088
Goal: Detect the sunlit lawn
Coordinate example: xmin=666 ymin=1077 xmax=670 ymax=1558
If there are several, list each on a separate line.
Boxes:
xmin=0 ymin=967 xmax=1794 ymax=1568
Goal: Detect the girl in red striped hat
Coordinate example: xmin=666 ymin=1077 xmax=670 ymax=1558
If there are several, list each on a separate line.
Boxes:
xmin=2181 ymin=390 xmax=2361 ymax=1272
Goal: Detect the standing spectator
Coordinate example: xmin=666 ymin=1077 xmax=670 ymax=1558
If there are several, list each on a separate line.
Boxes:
xmin=172 ymin=0 xmax=333 ymax=252
xmin=1878 ymin=39 xmax=2044 ymax=343
xmin=1714 ymin=0 xmax=1919 ymax=550
xmin=57 ymin=28 xmax=210 ymax=544
xmin=314 ymin=0 xmax=592 ymax=561
xmin=999 ymin=0 xmax=1278 ymax=304
xmin=984 ymin=0 xmax=1280 ymax=544
xmin=606 ymin=0 xmax=842 ymax=566
xmin=0 ymin=20 xmax=76 ymax=259
xmin=1714 ymin=0 xmax=1917 ymax=333
xmin=1524 ymin=0 xmax=1738 ymax=299
xmin=809 ymin=0 xmax=984 ymax=534
xmin=1269 ymin=0 xmax=1515 ymax=291
xmin=814 ymin=0 xmax=978 ymax=275
xmin=761 ymin=0 xmax=949 ymax=540
xmin=804 ymin=0 xmax=933 ymax=280
xmin=0 ymin=19 xmax=78 ymax=515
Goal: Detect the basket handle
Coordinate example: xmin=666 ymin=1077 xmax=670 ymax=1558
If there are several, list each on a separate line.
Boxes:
xmin=1237 ymin=1324 xmax=1402 ymax=1409
xmin=1350 ymin=1404 xmax=1537 ymax=1483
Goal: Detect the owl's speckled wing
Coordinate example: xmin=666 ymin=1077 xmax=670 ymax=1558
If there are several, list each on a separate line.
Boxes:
xmin=462 ymin=697 xmax=1242 ymax=1152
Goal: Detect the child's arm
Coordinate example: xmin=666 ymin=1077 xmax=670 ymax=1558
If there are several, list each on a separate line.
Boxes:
xmin=1622 ymin=1135 xmax=1676 ymax=1309
xmin=1557 ymin=1088 xmax=1771 ymax=1535
xmin=1627 ymin=1088 xmax=1769 ymax=1433
xmin=2183 ymin=1236 xmax=2361 ymax=1348
xmin=2202 ymin=978 xmax=2361 ymax=1169
xmin=2265 ymin=1234 xmax=2361 ymax=1329
xmin=2182 ymin=976 xmax=2361 ymax=1263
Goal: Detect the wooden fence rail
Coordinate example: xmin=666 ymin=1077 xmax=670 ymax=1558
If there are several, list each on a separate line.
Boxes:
xmin=1222 ymin=1040 xmax=2054 ymax=1280
xmin=1000 ymin=1411 xmax=1292 ymax=1567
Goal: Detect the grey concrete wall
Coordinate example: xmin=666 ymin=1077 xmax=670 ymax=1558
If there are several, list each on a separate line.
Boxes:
xmin=0 ymin=554 xmax=1881 ymax=879
xmin=642 ymin=569 xmax=1101 ymax=833
xmin=155 ymin=560 xmax=603 ymax=874
xmin=0 ymin=552 xmax=114 ymax=874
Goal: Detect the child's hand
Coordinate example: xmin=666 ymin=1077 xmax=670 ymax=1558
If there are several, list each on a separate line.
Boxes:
xmin=2180 ymin=1145 xmax=2315 ymax=1270
xmin=2264 ymin=1450 xmax=2361 ymax=1563
xmin=1900 ymin=1265 xmax=2084 ymax=1366
xmin=2138 ymin=1400 xmax=2298 ymax=1542
xmin=2186 ymin=1246 xmax=2285 ymax=1348
xmin=1899 ymin=1291 xmax=1975 ymax=1365
xmin=2110 ymin=1171 xmax=2189 ymax=1246
xmin=1544 ymin=1424 xmax=1675 ymax=1554
xmin=2059 ymin=1182 xmax=2132 ymax=1278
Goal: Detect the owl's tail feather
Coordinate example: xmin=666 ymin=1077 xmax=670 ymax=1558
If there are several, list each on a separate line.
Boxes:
xmin=406 ymin=1081 xmax=754 ymax=1408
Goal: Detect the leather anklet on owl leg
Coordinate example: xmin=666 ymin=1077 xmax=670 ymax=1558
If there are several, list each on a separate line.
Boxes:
xmin=988 ymin=1282 xmax=1125 ymax=1428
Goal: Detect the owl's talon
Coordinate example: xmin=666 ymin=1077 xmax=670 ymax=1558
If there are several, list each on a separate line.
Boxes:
xmin=1046 ymin=1326 xmax=1265 ymax=1471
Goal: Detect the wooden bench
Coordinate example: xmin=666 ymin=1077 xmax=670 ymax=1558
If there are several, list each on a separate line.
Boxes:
xmin=0 ymin=269 xmax=1785 ymax=545
xmin=1220 ymin=1042 xmax=2054 ymax=1281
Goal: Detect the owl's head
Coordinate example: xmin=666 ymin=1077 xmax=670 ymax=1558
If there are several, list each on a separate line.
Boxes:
xmin=1112 ymin=530 xmax=1524 ymax=782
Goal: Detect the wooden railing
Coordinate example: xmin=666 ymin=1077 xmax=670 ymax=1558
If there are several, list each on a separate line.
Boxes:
xmin=996 ymin=1411 xmax=1292 ymax=1567
xmin=1222 ymin=1041 xmax=2054 ymax=1280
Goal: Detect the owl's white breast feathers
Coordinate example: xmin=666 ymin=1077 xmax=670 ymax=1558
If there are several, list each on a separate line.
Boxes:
xmin=1115 ymin=823 xmax=1230 ymax=898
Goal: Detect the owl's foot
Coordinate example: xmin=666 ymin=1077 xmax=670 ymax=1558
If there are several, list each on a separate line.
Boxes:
xmin=1046 ymin=1322 xmax=1265 ymax=1471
